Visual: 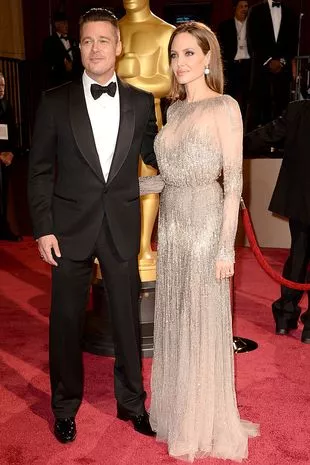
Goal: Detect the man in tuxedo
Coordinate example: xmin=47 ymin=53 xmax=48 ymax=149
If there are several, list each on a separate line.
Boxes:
xmin=0 ymin=72 xmax=21 ymax=241
xmin=244 ymin=98 xmax=310 ymax=344
xmin=43 ymin=12 xmax=81 ymax=88
xmin=217 ymin=0 xmax=251 ymax=119
xmin=246 ymin=0 xmax=298 ymax=130
xmin=28 ymin=8 xmax=157 ymax=443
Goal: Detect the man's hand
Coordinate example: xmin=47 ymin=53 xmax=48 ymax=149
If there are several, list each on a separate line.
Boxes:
xmin=64 ymin=58 xmax=73 ymax=72
xmin=37 ymin=234 xmax=61 ymax=266
xmin=216 ymin=260 xmax=234 ymax=281
xmin=0 ymin=152 xmax=14 ymax=166
xmin=268 ymin=59 xmax=282 ymax=74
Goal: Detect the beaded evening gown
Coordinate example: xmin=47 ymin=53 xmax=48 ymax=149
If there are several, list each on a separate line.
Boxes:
xmin=140 ymin=95 xmax=259 ymax=462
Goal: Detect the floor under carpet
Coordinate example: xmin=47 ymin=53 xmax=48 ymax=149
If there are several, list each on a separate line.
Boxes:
xmin=0 ymin=239 xmax=309 ymax=465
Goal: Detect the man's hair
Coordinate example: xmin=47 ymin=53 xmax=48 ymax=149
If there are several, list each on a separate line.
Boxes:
xmin=232 ymin=0 xmax=248 ymax=7
xmin=0 ymin=71 xmax=4 ymax=80
xmin=79 ymin=7 xmax=119 ymax=33
xmin=53 ymin=11 xmax=68 ymax=23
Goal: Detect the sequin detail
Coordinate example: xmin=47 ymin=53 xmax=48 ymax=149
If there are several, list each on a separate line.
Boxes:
xmin=145 ymin=95 xmax=259 ymax=462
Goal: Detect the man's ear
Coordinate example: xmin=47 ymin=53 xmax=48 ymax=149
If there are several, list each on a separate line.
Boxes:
xmin=116 ymin=40 xmax=122 ymax=57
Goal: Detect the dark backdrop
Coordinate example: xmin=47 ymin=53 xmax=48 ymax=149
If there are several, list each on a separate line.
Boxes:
xmin=22 ymin=0 xmax=309 ymax=61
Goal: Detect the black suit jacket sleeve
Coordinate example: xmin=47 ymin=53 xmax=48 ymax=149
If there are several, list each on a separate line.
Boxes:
xmin=140 ymin=94 xmax=158 ymax=169
xmin=28 ymin=94 xmax=56 ymax=239
xmin=244 ymin=110 xmax=287 ymax=155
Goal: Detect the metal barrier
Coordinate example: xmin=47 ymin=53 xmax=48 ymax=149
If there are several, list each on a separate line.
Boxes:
xmin=294 ymin=55 xmax=310 ymax=100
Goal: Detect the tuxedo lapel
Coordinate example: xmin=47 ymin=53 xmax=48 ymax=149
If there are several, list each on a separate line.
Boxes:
xmin=262 ymin=3 xmax=276 ymax=44
xmin=69 ymin=80 xmax=105 ymax=183
xmin=107 ymin=78 xmax=135 ymax=185
xmin=277 ymin=6 xmax=288 ymax=44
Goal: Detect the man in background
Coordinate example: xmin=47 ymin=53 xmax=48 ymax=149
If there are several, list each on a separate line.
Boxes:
xmin=244 ymin=96 xmax=310 ymax=344
xmin=0 ymin=72 xmax=21 ymax=241
xmin=246 ymin=0 xmax=298 ymax=130
xmin=217 ymin=0 xmax=251 ymax=119
xmin=43 ymin=12 xmax=81 ymax=88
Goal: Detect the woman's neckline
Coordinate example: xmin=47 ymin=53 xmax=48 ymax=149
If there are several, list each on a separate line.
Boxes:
xmin=181 ymin=94 xmax=226 ymax=104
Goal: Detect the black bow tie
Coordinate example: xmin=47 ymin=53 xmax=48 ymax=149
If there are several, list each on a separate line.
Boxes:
xmin=60 ymin=34 xmax=69 ymax=40
xmin=272 ymin=1 xmax=281 ymax=7
xmin=90 ymin=82 xmax=116 ymax=99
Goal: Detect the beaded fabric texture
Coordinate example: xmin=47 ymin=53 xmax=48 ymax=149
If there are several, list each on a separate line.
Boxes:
xmin=141 ymin=95 xmax=259 ymax=462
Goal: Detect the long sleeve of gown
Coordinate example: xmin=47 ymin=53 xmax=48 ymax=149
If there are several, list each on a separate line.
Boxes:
xmin=216 ymin=97 xmax=243 ymax=263
xmin=138 ymin=174 xmax=164 ymax=195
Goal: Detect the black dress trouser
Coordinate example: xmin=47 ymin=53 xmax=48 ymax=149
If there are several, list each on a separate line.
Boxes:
xmin=50 ymin=217 xmax=145 ymax=419
xmin=272 ymin=218 xmax=310 ymax=328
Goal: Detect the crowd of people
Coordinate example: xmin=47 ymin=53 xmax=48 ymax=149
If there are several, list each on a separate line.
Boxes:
xmin=1 ymin=1 xmax=309 ymax=463
xmin=218 ymin=0 xmax=298 ymax=130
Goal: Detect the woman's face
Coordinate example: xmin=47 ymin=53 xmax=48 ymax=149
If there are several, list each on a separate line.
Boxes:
xmin=170 ymin=32 xmax=209 ymax=86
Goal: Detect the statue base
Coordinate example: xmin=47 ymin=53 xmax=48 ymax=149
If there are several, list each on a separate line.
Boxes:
xmin=139 ymin=257 xmax=157 ymax=282
xmin=83 ymin=280 xmax=156 ymax=358
xmin=233 ymin=336 xmax=258 ymax=353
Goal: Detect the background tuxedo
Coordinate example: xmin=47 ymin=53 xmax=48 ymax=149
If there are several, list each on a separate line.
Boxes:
xmin=218 ymin=18 xmax=246 ymax=64
xmin=244 ymin=100 xmax=310 ymax=332
xmin=43 ymin=33 xmax=81 ymax=88
xmin=217 ymin=18 xmax=251 ymax=118
xmin=28 ymin=77 xmax=157 ymax=418
xmin=246 ymin=1 xmax=298 ymax=129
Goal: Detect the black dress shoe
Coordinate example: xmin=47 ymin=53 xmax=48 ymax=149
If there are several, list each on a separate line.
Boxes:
xmin=272 ymin=304 xmax=300 ymax=335
xmin=301 ymin=328 xmax=310 ymax=344
xmin=54 ymin=417 xmax=77 ymax=443
xmin=117 ymin=408 xmax=155 ymax=437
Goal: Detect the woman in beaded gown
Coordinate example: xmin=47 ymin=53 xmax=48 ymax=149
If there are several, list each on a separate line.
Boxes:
xmin=140 ymin=22 xmax=259 ymax=462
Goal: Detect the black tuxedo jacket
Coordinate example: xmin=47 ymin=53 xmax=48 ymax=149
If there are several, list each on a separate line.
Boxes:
xmin=28 ymin=78 xmax=158 ymax=260
xmin=217 ymin=18 xmax=248 ymax=63
xmin=244 ymin=100 xmax=310 ymax=225
xmin=43 ymin=33 xmax=81 ymax=86
xmin=247 ymin=1 xmax=298 ymax=68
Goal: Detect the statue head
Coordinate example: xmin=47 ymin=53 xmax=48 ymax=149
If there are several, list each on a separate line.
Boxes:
xmin=123 ymin=0 xmax=149 ymax=13
xmin=168 ymin=22 xmax=224 ymax=101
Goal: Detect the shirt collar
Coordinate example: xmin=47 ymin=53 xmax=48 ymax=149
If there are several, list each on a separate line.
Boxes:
xmin=82 ymin=71 xmax=118 ymax=98
xmin=268 ymin=0 xmax=281 ymax=9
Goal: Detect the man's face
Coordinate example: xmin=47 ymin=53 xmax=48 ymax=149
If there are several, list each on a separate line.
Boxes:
xmin=123 ymin=0 xmax=148 ymax=13
xmin=0 ymin=77 xmax=5 ymax=99
xmin=80 ymin=21 xmax=122 ymax=84
xmin=55 ymin=20 xmax=69 ymax=36
xmin=235 ymin=1 xmax=249 ymax=21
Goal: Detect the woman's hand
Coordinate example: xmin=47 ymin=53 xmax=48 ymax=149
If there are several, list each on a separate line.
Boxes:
xmin=216 ymin=260 xmax=234 ymax=281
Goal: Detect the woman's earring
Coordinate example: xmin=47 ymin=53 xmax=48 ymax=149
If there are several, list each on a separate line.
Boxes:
xmin=204 ymin=66 xmax=210 ymax=75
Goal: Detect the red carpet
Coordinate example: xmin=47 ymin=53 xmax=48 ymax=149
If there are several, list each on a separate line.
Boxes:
xmin=0 ymin=239 xmax=310 ymax=465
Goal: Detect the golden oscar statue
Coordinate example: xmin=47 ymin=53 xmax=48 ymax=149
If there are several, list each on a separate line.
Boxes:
xmin=117 ymin=0 xmax=175 ymax=282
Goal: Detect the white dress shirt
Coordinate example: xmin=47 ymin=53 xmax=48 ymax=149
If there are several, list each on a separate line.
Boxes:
xmin=234 ymin=18 xmax=250 ymax=60
xmin=82 ymin=71 xmax=120 ymax=182
xmin=57 ymin=32 xmax=73 ymax=60
xmin=268 ymin=0 xmax=282 ymax=42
